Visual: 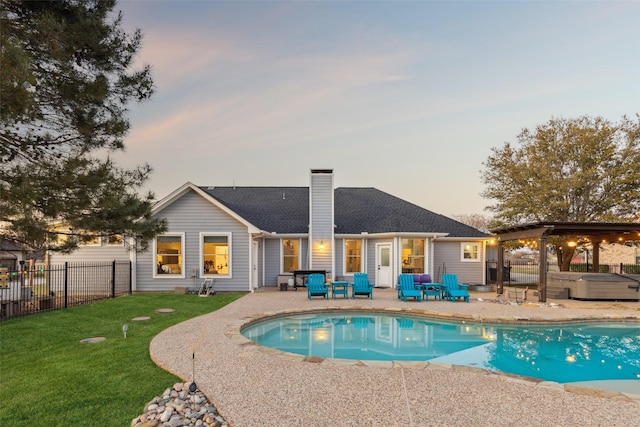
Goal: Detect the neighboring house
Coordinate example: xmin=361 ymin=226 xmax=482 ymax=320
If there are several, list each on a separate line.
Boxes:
xmin=50 ymin=169 xmax=490 ymax=292
xmin=598 ymin=243 xmax=640 ymax=266
xmin=0 ymin=241 xmax=25 ymax=270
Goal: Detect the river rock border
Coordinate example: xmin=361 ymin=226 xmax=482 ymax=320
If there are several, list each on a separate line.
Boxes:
xmin=131 ymin=382 xmax=228 ymax=427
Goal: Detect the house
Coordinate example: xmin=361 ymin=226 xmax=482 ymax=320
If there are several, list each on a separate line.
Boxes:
xmin=0 ymin=241 xmax=30 ymax=270
xmin=50 ymin=169 xmax=490 ymax=292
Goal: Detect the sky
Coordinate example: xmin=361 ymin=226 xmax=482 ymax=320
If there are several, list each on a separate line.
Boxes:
xmin=113 ymin=0 xmax=640 ymax=217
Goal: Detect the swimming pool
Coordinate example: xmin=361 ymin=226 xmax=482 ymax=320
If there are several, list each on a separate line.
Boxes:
xmin=241 ymin=312 xmax=640 ymax=384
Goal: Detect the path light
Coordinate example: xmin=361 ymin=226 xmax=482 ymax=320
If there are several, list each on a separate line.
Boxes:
xmin=189 ymin=352 xmax=197 ymax=392
xmin=122 ymin=324 xmax=128 ymax=339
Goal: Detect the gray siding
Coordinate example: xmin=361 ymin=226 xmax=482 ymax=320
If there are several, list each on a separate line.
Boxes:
xmin=432 ymin=240 xmax=485 ymax=284
xmin=48 ymin=241 xmax=131 ymax=264
xmin=264 ymin=239 xmax=281 ymax=286
xmin=300 ymin=239 xmax=309 ymax=270
xmin=334 ymin=238 xmax=344 ymax=279
xmin=137 ymin=190 xmax=251 ymax=292
xmin=309 ymin=171 xmax=333 ymax=272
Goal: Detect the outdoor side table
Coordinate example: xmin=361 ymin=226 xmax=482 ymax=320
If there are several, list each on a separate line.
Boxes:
xmin=331 ymin=281 xmax=349 ymax=299
xmin=422 ymin=284 xmax=442 ymax=301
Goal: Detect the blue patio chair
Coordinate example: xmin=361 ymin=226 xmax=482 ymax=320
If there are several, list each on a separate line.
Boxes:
xmin=398 ymin=274 xmax=422 ymax=302
xmin=442 ymin=274 xmax=470 ymax=302
xmin=307 ymin=273 xmax=328 ymax=300
xmin=352 ymin=272 xmax=374 ymax=299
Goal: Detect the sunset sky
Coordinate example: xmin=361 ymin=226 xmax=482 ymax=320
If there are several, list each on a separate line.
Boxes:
xmin=114 ymin=0 xmax=640 ymax=216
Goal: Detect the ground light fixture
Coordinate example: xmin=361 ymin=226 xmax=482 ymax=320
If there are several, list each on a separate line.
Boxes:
xmin=189 ymin=352 xmax=197 ymax=392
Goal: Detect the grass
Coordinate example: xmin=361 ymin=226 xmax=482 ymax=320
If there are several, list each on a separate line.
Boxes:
xmin=0 ymin=292 xmax=244 ymax=426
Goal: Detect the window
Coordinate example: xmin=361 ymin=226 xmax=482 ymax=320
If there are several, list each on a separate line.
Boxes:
xmin=344 ymin=239 xmax=362 ymax=273
xmin=155 ymin=234 xmax=184 ymax=276
xmin=106 ymin=234 xmax=124 ymax=246
xmin=282 ymin=239 xmax=299 ymax=273
xmin=201 ymin=233 xmax=231 ymax=276
xmin=79 ymin=234 xmax=101 ymax=246
xmin=401 ymin=239 xmax=424 ymax=273
xmin=461 ymin=242 xmax=480 ymax=262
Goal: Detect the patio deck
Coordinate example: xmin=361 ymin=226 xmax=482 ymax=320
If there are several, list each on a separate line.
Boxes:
xmin=150 ymin=287 xmax=640 ymax=427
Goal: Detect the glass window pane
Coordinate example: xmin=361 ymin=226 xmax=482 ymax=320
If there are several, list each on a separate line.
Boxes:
xmin=283 ymin=240 xmax=299 ymax=272
xmin=156 ymin=235 xmax=182 ymax=274
xmin=402 ymin=239 xmax=424 ymax=273
xmin=462 ymin=243 xmax=480 ymax=261
xmin=107 ymin=234 xmax=123 ymax=245
xmin=203 ymin=235 xmax=229 ymax=275
xmin=345 ymin=239 xmax=362 ymax=273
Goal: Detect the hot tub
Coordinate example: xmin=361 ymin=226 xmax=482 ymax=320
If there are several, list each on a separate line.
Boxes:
xmin=547 ymin=272 xmax=640 ymax=300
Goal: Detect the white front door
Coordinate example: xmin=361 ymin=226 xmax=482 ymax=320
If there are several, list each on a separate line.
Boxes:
xmin=376 ymin=243 xmax=392 ymax=288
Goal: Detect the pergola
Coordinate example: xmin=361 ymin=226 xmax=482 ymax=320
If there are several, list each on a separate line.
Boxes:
xmin=490 ymin=222 xmax=640 ymax=302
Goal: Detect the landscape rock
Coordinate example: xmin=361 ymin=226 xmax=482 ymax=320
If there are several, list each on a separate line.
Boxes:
xmin=131 ymin=383 xmax=228 ymax=427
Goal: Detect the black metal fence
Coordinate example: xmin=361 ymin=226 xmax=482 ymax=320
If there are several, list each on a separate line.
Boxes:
xmin=486 ymin=260 xmax=640 ymax=287
xmin=0 ymin=261 xmax=132 ymax=321
xmin=568 ymin=263 xmax=640 ymax=274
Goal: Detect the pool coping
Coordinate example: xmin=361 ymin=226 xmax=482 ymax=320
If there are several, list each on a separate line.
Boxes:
xmin=227 ymin=306 xmax=640 ymax=404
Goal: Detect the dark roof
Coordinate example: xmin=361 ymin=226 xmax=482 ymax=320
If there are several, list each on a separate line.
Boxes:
xmin=0 ymin=240 xmax=23 ymax=251
xmin=200 ymin=186 xmax=488 ymax=238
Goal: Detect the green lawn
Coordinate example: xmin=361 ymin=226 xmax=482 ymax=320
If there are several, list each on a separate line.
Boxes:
xmin=0 ymin=292 xmax=244 ymax=426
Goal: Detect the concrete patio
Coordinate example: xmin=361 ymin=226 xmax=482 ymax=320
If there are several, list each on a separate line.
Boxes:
xmin=150 ymin=287 xmax=640 ymax=427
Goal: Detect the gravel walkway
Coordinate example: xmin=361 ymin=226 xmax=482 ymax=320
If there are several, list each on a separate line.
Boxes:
xmin=150 ymin=288 xmax=640 ymax=427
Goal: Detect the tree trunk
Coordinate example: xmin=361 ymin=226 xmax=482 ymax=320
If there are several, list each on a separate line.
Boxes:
xmin=556 ymin=245 xmax=575 ymax=271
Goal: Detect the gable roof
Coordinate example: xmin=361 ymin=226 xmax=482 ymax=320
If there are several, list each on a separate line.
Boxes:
xmin=199 ymin=186 xmax=487 ymax=238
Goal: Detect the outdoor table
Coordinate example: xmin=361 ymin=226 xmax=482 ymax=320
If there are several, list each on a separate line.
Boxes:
xmin=417 ymin=283 xmax=444 ymax=300
xmin=331 ymin=281 xmax=349 ymax=299
xmin=426 ymin=283 xmax=444 ymax=300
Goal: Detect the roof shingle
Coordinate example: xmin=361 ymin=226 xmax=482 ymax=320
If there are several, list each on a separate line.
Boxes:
xmin=199 ymin=186 xmax=487 ymax=238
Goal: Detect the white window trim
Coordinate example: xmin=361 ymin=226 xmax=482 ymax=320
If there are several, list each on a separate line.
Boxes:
xmin=343 ymin=238 xmax=364 ymax=276
xmin=200 ymin=232 xmax=232 ymax=278
xmin=281 ymin=238 xmax=301 ymax=273
xmin=153 ymin=232 xmax=186 ymax=278
xmin=460 ymin=242 xmax=481 ymax=262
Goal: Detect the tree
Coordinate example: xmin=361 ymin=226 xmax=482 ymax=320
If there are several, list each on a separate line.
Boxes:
xmin=481 ymin=115 xmax=640 ymax=270
xmin=452 ymin=213 xmax=491 ymax=233
xmin=0 ymin=0 xmax=165 ymax=254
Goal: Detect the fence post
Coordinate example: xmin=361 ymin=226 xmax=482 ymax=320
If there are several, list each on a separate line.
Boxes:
xmin=64 ymin=262 xmax=69 ymax=308
xmin=128 ymin=261 xmax=132 ymax=295
xmin=111 ymin=260 xmax=116 ymax=298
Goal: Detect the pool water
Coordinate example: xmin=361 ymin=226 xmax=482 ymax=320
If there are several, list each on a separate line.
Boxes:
xmin=241 ymin=312 xmax=640 ymax=384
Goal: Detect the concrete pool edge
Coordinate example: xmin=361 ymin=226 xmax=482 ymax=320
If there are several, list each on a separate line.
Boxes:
xmin=229 ymin=306 xmax=640 ymax=404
